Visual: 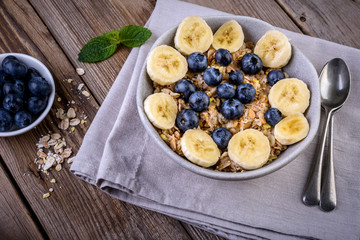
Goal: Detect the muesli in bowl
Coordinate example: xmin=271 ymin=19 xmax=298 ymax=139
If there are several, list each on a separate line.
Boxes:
xmin=137 ymin=16 xmax=320 ymax=180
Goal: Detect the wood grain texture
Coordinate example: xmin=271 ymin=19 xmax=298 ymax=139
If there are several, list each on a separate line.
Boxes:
xmin=0 ymin=0 xmax=192 ymax=239
xmin=277 ymin=0 xmax=360 ymax=48
xmin=0 ymin=162 xmax=44 ymax=240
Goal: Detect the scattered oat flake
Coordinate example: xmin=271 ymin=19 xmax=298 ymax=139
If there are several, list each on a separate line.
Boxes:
xmin=50 ymin=178 xmax=56 ymax=183
xmin=67 ymin=157 xmax=75 ymax=164
xmin=49 ymin=188 xmax=54 ymax=192
xmin=70 ymin=118 xmax=80 ymax=126
xmin=77 ymin=83 xmax=84 ymax=91
xmin=56 ymin=108 xmax=66 ymax=119
xmin=41 ymin=135 xmax=50 ymax=142
xmin=71 ymin=100 xmax=75 ymax=104
xmin=55 ymin=164 xmax=62 ymax=172
xmin=76 ymin=68 xmax=85 ymax=75
xmin=82 ymin=90 xmax=90 ymax=97
xmin=43 ymin=193 xmax=50 ymax=199
xmin=60 ymin=118 xmax=69 ymax=130
xmin=51 ymin=133 xmax=61 ymax=140
xmin=67 ymin=108 xmax=76 ymax=118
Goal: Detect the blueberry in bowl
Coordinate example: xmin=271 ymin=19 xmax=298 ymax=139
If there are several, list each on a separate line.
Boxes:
xmin=189 ymin=91 xmax=210 ymax=112
xmin=176 ymin=109 xmax=199 ymax=132
xmin=228 ymin=70 xmax=244 ymax=85
xmin=212 ymin=127 xmax=232 ymax=149
xmin=220 ymin=98 xmax=244 ymax=120
xmin=240 ymin=53 xmax=263 ymax=75
xmin=174 ymin=79 xmax=196 ymax=101
xmin=215 ymin=48 xmax=232 ymax=66
xmin=236 ymin=83 xmax=256 ymax=104
xmin=187 ymin=52 xmax=208 ymax=72
xmin=267 ymin=70 xmax=285 ymax=86
xmin=0 ymin=53 xmax=55 ymax=137
xmin=216 ymin=82 xmax=235 ymax=99
xmin=203 ymin=67 xmax=222 ymax=86
xmin=264 ymin=108 xmax=282 ymax=126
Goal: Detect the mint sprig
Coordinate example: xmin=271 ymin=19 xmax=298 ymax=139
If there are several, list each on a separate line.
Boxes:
xmin=78 ymin=26 xmax=152 ymax=63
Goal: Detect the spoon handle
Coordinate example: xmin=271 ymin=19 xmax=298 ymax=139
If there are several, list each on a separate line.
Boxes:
xmin=302 ymin=109 xmax=331 ymax=205
xmin=320 ymin=113 xmax=337 ymax=211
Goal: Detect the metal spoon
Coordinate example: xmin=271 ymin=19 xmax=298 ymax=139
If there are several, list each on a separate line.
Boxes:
xmin=302 ymin=58 xmax=350 ymax=211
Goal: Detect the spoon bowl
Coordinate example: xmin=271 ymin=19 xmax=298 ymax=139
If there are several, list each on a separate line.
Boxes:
xmin=320 ymin=58 xmax=351 ymax=110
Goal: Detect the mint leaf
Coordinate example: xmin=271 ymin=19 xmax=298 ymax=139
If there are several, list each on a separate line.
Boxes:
xmin=78 ymin=35 xmax=118 ymax=62
xmin=118 ymin=25 xmax=152 ymax=47
xmin=103 ymin=30 xmax=121 ymax=44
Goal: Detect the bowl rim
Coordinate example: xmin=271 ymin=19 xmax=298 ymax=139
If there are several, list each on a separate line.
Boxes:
xmin=137 ymin=15 xmax=320 ymax=180
xmin=0 ymin=53 xmax=55 ymax=137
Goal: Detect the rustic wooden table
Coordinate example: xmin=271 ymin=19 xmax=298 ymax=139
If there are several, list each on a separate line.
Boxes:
xmin=0 ymin=0 xmax=359 ymax=239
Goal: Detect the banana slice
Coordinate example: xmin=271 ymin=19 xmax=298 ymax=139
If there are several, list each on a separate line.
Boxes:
xmin=144 ymin=93 xmax=178 ymax=130
xmin=228 ymin=129 xmax=270 ymax=170
xmin=147 ymin=45 xmax=188 ymax=86
xmin=254 ymin=30 xmax=292 ymax=68
xmin=274 ymin=113 xmax=309 ymax=145
xmin=181 ymin=129 xmax=220 ymax=167
xmin=174 ymin=16 xmax=213 ymax=55
xmin=212 ymin=20 xmax=244 ymax=52
xmin=268 ymin=78 xmax=310 ymax=116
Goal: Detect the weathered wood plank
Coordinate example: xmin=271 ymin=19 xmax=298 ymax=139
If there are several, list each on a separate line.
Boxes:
xmin=0 ymin=0 xmax=192 ymax=239
xmin=0 ymin=160 xmax=45 ymax=240
xmin=276 ymin=0 xmax=360 ymax=48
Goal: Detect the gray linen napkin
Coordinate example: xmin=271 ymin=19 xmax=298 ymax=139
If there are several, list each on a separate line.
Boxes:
xmin=71 ymin=0 xmax=360 ymax=239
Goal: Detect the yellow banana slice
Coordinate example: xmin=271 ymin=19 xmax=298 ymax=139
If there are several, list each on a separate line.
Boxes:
xmin=174 ymin=16 xmax=213 ymax=55
xmin=228 ymin=129 xmax=270 ymax=170
xmin=181 ymin=129 xmax=220 ymax=167
xmin=254 ymin=30 xmax=292 ymax=68
xmin=147 ymin=45 xmax=188 ymax=86
xmin=274 ymin=113 xmax=309 ymax=145
xmin=268 ymin=78 xmax=310 ymax=116
xmin=144 ymin=93 xmax=178 ymax=130
xmin=212 ymin=20 xmax=244 ymax=52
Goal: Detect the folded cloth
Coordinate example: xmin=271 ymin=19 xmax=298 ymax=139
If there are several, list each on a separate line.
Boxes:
xmin=71 ymin=0 xmax=360 ymax=239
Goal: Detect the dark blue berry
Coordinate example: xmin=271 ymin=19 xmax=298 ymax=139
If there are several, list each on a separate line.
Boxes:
xmin=3 ymin=94 xmax=24 ymax=113
xmin=27 ymin=96 xmax=47 ymax=115
xmin=203 ymin=68 xmax=222 ymax=87
xmin=3 ymin=80 xmax=25 ymax=96
xmin=187 ymin=52 xmax=208 ymax=72
xmin=14 ymin=110 xmax=32 ymax=128
xmin=220 ymin=99 xmax=244 ymax=120
xmin=228 ymin=70 xmax=244 ymax=85
xmin=174 ymin=79 xmax=196 ymax=101
xmin=0 ymin=69 xmax=13 ymax=88
xmin=189 ymin=91 xmax=210 ymax=112
xmin=264 ymin=108 xmax=282 ymax=126
xmin=28 ymin=77 xmax=51 ymax=97
xmin=2 ymin=57 xmax=28 ymax=79
xmin=175 ymin=109 xmax=199 ymax=132
xmin=267 ymin=70 xmax=285 ymax=86
xmin=236 ymin=83 xmax=256 ymax=104
xmin=212 ymin=128 xmax=232 ymax=149
xmin=2 ymin=56 xmax=17 ymax=65
xmin=216 ymin=82 xmax=235 ymax=99
xmin=0 ymin=109 xmax=13 ymax=132
xmin=215 ymin=49 xmax=232 ymax=66
xmin=240 ymin=53 xmax=263 ymax=75
xmin=26 ymin=67 xmax=41 ymax=79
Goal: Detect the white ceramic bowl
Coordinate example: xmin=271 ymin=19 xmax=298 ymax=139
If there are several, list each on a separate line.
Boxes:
xmin=0 ymin=53 xmax=55 ymax=137
xmin=137 ymin=16 xmax=320 ymax=180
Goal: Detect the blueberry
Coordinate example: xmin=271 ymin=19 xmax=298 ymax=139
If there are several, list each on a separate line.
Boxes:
xmin=175 ymin=109 xmax=199 ymax=132
xmin=240 ymin=53 xmax=263 ymax=75
xmin=174 ymin=79 xmax=196 ymax=101
xmin=14 ymin=110 xmax=32 ymax=128
xmin=267 ymin=70 xmax=285 ymax=86
xmin=203 ymin=67 xmax=222 ymax=86
xmin=3 ymin=80 xmax=25 ymax=96
xmin=228 ymin=70 xmax=244 ymax=85
xmin=3 ymin=94 xmax=24 ymax=113
xmin=215 ymin=49 xmax=232 ymax=66
xmin=212 ymin=128 xmax=232 ymax=149
xmin=236 ymin=83 xmax=256 ymax=104
xmin=26 ymin=67 xmax=41 ymax=79
xmin=189 ymin=91 xmax=210 ymax=112
xmin=0 ymin=109 xmax=13 ymax=132
xmin=216 ymin=82 xmax=235 ymax=99
xmin=28 ymin=77 xmax=51 ymax=97
xmin=220 ymin=99 xmax=244 ymax=120
xmin=0 ymin=69 xmax=13 ymax=88
xmin=264 ymin=108 xmax=282 ymax=126
xmin=27 ymin=96 xmax=47 ymax=115
xmin=187 ymin=52 xmax=208 ymax=72
xmin=2 ymin=57 xmax=28 ymax=79
xmin=2 ymin=55 xmax=18 ymax=65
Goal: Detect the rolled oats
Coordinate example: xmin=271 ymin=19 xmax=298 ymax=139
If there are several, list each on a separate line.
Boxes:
xmin=67 ymin=108 xmax=76 ymax=118
xmin=70 ymin=118 xmax=80 ymax=126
